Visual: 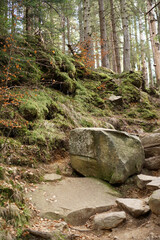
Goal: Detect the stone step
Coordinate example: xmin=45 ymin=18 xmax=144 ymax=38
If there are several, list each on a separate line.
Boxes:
xmin=144 ymin=156 xmax=160 ymax=170
xmin=116 ymin=198 xmax=150 ymax=217
xmin=136 ymin=174 xmax=160 ymax=190
xmin=93 ymin=211 xmax=126 ymax=230
xmin=146 ymin=179 xmax=160 ymax=190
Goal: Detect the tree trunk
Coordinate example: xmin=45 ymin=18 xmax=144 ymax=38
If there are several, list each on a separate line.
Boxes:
xmin=95 ymin=39 xmax=100 ymax=68
xmin=147 ymin=0 xmax=160 ymax=87
xmin=110 ymin=0 xmax=121 ymax=73
xmin=111 ymin=30 xmax=117 ymax=72
xmin=120 ymin=0 xmax=130 ymax=71
xmin=61 ymin=15 xmax=66 ymax=53
xmin=134 ymin=15 xmax=140 ymax=71
xmin=26 ymin=4 xmax=32 ymax=35
xmin=139 ymin=16 xmax=148 ymax=87
xmin=67 ymin=17 xmax=71 ymax=46
xmin=158 ymin=3 xmax=160 ymax=37
xmin=98 ymin=0 xmax=109 ymax=68
xmin=11 ymin=0 xmax=15 ymax=33
xmin=83 ymin=0 xmax=95 ymax=68
xmin=78 ymin=1 xmax=84 ymax=43
xmin=145 ymin=15 xmax=153 ymax=87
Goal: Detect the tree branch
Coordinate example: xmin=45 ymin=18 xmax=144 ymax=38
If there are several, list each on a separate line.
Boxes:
xmin=42 ymin=0 xmax=62 ymax=18
xmin=146 ymin=1 xmax=160 ymax=15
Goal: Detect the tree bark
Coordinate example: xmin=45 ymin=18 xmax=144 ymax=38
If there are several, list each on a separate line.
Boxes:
xmin=11 ymin=0 xmax=15 ymax=34
xmin=26 ymin=4 xmax=32 ymax=35
xmin=139 ymin=15 xmax=148 ymax=87
xmin=145 ymin=14 xmax=153 ymax=87
xmin=98 ymin=0 xmax=109 ymax=68
xmin=78 ymin=1 xmax=84 ymax=43
xmin=134 ymin=15 xmax=140 ymax=70
xmin=147 ymin=0 xmax=160 ymax=87
xmin=110 ymin=0 xmax=121 ymax=73
xmin=120 ymin=0 xmax=130 ymax=71
xmin=61 ymin=15 xmax=66 ymax=53
xmin=95 ymin=39 xmax=100 ymax=68
xmin=67 ymin=17 xmax=71 ymax=46
xmin=83 ymin=0 xmax=95 ymax=68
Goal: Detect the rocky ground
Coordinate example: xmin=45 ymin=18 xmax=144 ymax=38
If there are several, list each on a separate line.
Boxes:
xmin=21 ymin=157 xmax=160 ymax=240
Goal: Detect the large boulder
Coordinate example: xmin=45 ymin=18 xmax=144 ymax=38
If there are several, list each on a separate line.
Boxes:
xmin=69 ymin=128 xmax=145 ymax=184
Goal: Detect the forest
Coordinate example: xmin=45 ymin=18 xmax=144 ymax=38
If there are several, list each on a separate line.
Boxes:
xmin=0 ymin=0 xmax=160 ymax=240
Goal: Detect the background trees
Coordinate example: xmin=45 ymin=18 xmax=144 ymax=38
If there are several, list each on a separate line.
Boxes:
xmin=0 ymin=0 xmax=160 ymax=88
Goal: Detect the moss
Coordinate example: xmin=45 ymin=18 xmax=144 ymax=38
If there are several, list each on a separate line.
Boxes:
xmin=80 ymin=119 xmax=94 ymax=127
xmin=53 ymin=48 xmax=76 ymax=75
xmin=19 ymin=90 xmax=58 ymax=121
xmin=137 ymin=108 xmax=157 ymax=120
xmin=115 ymin=71 xmax=143 ymax=88
xmin=118 ymin=82 xmax=140 ymax=103
xmin=25 ymin=120 xmax=66 ymax=149
xmin=0 ymin=167 xmax=5 ymax=180
xmin=96 ymin=67 xmax=115 ymax=74
xmin=139 ymin=92 xmax=152 ymax=109
xmin=90 ymin=71 xmax=112 ymax=81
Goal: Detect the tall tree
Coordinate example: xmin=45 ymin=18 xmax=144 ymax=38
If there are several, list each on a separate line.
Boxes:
xmin=78 ymin=1 xmax=84 ymax=43
xmin=120 ymin=0 xmax=130 ymax=71
xmin=83 ymin=0 xmax=95 ymax=68
xmin=98 ymin=0 xmax=109 ymax=68
xmin=109 ymin=0 xmax=121 ymax=73
xmin=147 ymin=0 xmax=160 ymax=87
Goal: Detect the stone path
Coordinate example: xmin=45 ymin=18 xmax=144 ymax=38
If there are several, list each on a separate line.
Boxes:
xmin=26 ymin=177 xmax=120 ymax=225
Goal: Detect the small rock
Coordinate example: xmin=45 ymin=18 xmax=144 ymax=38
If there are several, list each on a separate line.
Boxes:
xmin=149 ymin=189 xmax=160 ymax=215
xmin=93 ymin=211 xmax=126 ymax=230
xmin=136 ymin=174 xmax=159 ymax=189
xmin=145 ymin=156 xmax=160 ymax=170
xmin=116 ymin=198 xmax=150 ymax=217
xmin=147 ymin=179 xmax=160 ymax=190
xmin=108 ymin=95 xmax=122 ymax=106
xmin=145 ymin=146 xmax=160 ymax=158
xmin=141 ymin=133 xmax=160 ymax=148
xmin=43 ymin=173 xmax=62 ymax=182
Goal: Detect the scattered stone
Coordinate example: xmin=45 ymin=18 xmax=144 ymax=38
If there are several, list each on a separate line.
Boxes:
xmin=26 ymin=177 xmax=119 ymax=225
xmin=136 ymin=174 xmax=159 ymax=189
xmin=43 ymin=173 xmax=62 ymax=182
xmin=70 ymin=128 xmax=145 ymax=184
xmin=93 ymin=211 xmax=126 ymax=230
xmin=144 ymin=146 xmax=160 ymax=158
xmin=116 ymin=198 xmax=150 ymax=217
xmin=141 ymin=133 xmax=160 ymax=148
xmin=149 ymin=189 xmax=160 ymax=215
xmin=147 ymin=179 xmax=160 ymax=190
xmin=108 ymin=95 xmax=123 ymax=105
xmin=144 ymin=156 xmax=160 ymax=170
